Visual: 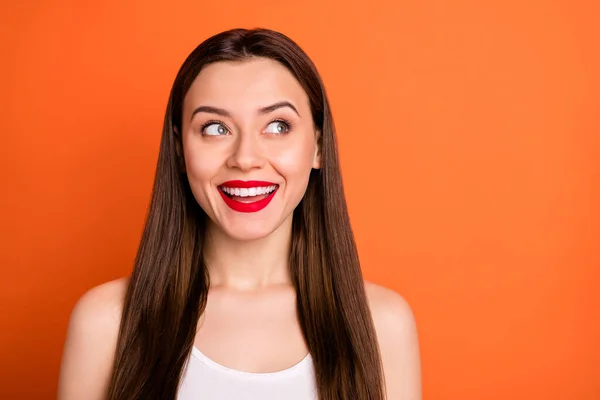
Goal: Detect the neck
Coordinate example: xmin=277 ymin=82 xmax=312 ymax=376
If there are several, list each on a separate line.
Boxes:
xmin=203 ymin=216 xmax=293 ymax=291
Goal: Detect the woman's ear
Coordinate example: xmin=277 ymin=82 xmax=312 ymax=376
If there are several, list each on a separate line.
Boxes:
xmin=312 ymin=130 xmax=322 ymax=169
xmin=173 ymin=126 xmax=186 ymax=173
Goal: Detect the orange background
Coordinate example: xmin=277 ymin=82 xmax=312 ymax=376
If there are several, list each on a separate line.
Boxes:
xmin=1 ymin=0 xmax=599 ymax=399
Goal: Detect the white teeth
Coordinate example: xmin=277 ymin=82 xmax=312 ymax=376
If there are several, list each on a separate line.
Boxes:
xmin=221 ymin=185 xmax=277 ymax=197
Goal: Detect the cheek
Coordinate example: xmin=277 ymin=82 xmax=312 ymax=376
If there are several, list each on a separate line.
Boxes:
xmin=183 ymin=138 xmax=221 ymax=177
xmin=271 ymin=137 xmax=316 ymax=183
xmin=186 ymin=154 xmax=214 ymax=180
xmin=183 ymin=144 xmax=223 ymax=200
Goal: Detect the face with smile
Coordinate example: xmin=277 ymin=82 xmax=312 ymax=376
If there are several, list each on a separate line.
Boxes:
xmin=179 ymin=57 xmax=321 ymax=241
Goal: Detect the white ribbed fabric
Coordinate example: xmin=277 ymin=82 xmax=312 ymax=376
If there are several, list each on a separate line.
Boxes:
xmin=177 ymin=347 xmax=317 ymax=400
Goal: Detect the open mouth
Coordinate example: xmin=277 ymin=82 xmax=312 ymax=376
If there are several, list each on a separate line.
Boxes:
xmin=217 ymin=181 xmax=280 ymax=213
xmin=218 ymin=184 xmax=279 ymax=201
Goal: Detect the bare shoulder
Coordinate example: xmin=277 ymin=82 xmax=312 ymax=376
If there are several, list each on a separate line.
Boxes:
xmin=72 ymin=277 xmax=128 ymax=322
xmin=65 ymin=277 xmax=128 ymax=344
xmin=364 ymin=281 xmax=416 ymax=331
xmin=364 ymin=280 xmax=422 ymax=400
xmin=58 ymin=277 xmax=129 ymax=400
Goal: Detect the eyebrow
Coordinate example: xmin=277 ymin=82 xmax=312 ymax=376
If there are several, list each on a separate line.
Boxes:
xmin=190 ymin=101 xmax=300 ymax=121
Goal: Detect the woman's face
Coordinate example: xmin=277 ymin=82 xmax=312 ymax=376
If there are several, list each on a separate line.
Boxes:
xmin=180 ymin=57 xmax=321 ymax=241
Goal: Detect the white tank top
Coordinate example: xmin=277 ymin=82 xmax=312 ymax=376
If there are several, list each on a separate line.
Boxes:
xmin=177 ymin=347 xmax=317 ymax=399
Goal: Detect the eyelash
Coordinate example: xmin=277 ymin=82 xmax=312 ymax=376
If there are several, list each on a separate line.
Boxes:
xmin=269 ymin=119 xmax=292 ymax=134
xmin=200 ymin=119 xmax=226 ymax=134
xmin=199 ymin=118 xmax=292 ymax=135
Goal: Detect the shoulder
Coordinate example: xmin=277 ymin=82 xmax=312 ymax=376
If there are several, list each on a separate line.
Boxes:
xmin=364 ymin=280 xmax=422 ymax=400
xmin=65 ymin=277 xmax=128 ymax=343
xmin=364 ymin=281 xmax=416 ymax=333
xmin=72 ymin=277 xmax=128 ymax=322
xmin=58 ymin=277 xmax=129 ymax=400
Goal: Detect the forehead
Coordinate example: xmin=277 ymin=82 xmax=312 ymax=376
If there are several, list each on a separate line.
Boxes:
xmin=184 ymin=58 xmax=310 ymax=115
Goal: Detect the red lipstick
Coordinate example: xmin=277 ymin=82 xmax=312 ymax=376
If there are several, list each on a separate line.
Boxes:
xmin=218 ymin=180 xmax=279 ymax=213
xmin=220 ymin=180 xmax=275 ymax=188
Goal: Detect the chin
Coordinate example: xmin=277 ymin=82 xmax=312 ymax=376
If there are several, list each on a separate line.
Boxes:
xmin=201 ymin=194 xmax=296 ymax=242
xmin=208 ymin=209 xmax=294 ymax=242
xmin=219 ymin=223 xmax=277 ymax=242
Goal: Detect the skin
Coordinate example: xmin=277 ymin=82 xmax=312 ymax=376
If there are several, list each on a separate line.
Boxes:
xmin=58 ymin=58 xmax=422 ymax=400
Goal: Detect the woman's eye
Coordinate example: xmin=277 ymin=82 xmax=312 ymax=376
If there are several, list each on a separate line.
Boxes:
xmin=265 ymin=121 xmax=290 ymax=134
xmin=203 ymin=123 xmax=229 ymax=136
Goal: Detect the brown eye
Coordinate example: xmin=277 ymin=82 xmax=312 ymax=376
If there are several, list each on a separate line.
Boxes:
xmin=265 ymin=121 xmax=290 ymax=134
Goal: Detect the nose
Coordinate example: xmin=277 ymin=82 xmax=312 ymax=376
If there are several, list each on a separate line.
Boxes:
xmin=226 ymin=131 xmax=265 ymax=171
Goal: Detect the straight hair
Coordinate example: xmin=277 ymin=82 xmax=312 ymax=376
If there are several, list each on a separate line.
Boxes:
xmin=107 ymin=28 xmax=385 ymax=400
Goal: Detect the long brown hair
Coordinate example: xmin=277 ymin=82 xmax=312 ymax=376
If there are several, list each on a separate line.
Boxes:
xmin=107 ymin=28 xmax=385 ymax=400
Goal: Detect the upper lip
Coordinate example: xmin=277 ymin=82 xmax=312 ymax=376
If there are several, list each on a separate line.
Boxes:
xmin=219 ymin=180 xmax=278 ymax=188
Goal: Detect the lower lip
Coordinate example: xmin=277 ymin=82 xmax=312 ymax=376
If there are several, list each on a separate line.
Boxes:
xmin=218 ymin=187 xmax=278 ymax=213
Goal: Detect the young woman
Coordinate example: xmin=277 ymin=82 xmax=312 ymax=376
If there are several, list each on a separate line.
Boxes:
xmin=58 ymin=28 xmax=421 ymax=400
